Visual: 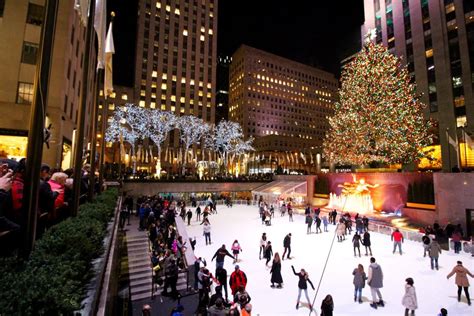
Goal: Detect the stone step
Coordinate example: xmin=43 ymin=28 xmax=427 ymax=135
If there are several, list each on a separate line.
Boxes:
xmin=128 ymin=256 xmax=148 ymax=264
xmin=129 ymin=261 xmax=150 ymax=269
xmin=127 ymin=235 xmax=149 ymax=242
xmin=129 ymin=271 xmax=152 ymax=282
xmin=127 ymin=239 xmax=148 ymax=245
xmin=126 ymin=247 xmax=149 ymax=255
xmin=131 ymin=283 xmax=152 ymax=295
xmin=130 ymin=277 xmax=152 ymax=287
xmin=131 ymin=291 xmax=151 ymax=302
xmin=129 ymin=265 xmax=151 ymax=275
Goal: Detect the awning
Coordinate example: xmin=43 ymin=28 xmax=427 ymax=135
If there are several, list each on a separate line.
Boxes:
xmin=252 ymin=180 xmax=307 ymax=197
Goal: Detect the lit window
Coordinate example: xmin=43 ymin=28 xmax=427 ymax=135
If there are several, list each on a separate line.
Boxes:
xmin=190 ymin=79 xmax=195 ymax=85
xmin=181 ymin=78 xmax=186 ymax=84
xmin=172 ymin=75 xmax=177 ymax=81
xmin=452 ymin=76 xmax=462 ymax=88
xmin=199 ymin=81 xmax=203 ymax=87
xmin=108 ymin=103 xmax=115 ymax=110
xmin=161 ymin=83 xmax=167 ymax=90
xmin=161 ymin=95 xmax=166 ymax=100
xmin=200 ymin=26 xmax=205 ymax=33
xmin=110 ymin=92 xmax=116 ymax=98
xmin=174 ymin=8 xmax=180 ymax=15
xmin=162 ymin=73 xmax=167 ymax=80
xmin=180 ymin=107 xmax=185 ymax=113
xmin=152 ymin=71 xmax=158 ymax=78
xmin=180 ymin=97 xmax=185 ymax=103
xmin=183 ymin=30 xmax=188 ymax=36
xmin=161 ymin=104 xmax=166 ymax=110
xmin=16 ymin=82 xmax=34 ymax=104
xmin=165 ymin=5 xmax=170 ymax=12
xmin=200 ymin=35 xmax=205 ymax=41
xmin=150 ymin=102 xmax=156 ymax=108
xmin=207 ymin=83 xmax=211 ymax=89
xmin=456 ymin=116 xmax=466 ymax=128
xmin=121 ymin=93 xmax=128 ymax=100
xmin=171 ymin=106 xmax=176 ymax=111
xmin=171 ymin=95 xmax=176 ymax=102
xmin=99 ymin=90 xmax=104 ymax=96
xmin=208 ymin=29 xmax=213 ymax=35
xmin=156 ymin=2 xmax=161 ymax=9
xmin=190 ymin=99 xmax=194 ymax=105
xmin=139 ymin=100 xmax=145 ymax=107
xmin=425 ymin=49 xmax=433 ymax=58
xmin=151 ymin=93 xmax=156 ymax=99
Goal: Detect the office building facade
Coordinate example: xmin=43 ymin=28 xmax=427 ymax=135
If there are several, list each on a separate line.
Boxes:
xmin=229 ymin=45 xmax=338 ymax=173
xmin=361 ymin=0 xmax=474 ymax=170
xmin=0 ymin=0 xmax=96 ymax=169
xmin=134 ymin=0 xmax=217 ymax=159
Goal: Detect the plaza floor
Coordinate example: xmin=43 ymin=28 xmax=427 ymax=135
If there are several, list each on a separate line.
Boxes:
xmin=187 ymin=204 xmax=473 ymax=316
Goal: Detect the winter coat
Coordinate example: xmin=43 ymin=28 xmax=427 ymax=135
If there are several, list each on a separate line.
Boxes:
xmin=203 ymin=223 xmax=211 ymax=234
xmin=447 ymin=264 xmax=474 ymax=287
xmin=48 ymin=179 xmax=65 ymax=209
xmin=368 ymin=263 xmax=383 ymax=288
xmin=392 ymin=231 xmax=404 ymax=242
xmin=422 ymin=235 xmax=431 ymax=245
xmin=229 ymin=269 xmax=247 ymax=294
xmin=315 ymin=216 xmax=321 ymax=227
xmin=320 ymin=299 xmax=334 ymax=316
xmin=260 ymin=237 xmax=267 ymax=247
xmin=212 ymin=248 xmax=234 ymax=263
xmin=352 ymin=269 xmax=367 ymax=288
xmin=352 ymin=234 xmax=361 ymax=247
xmin=270 ymin=260 xmax=283 ymax=284
xmin=336 ymin=223 xmax=345 ymax=236
xmin=283 ymin=235 xmax=291 ymax=247
xmin=428 ymin=240 xmax=442 ymax=258
xmin=363 ymin=232 xmax=371 ymax=247
xmin=264 ymin=244 xmax=273 ymax=259
xmin=231 ymin=242 xmax=241 ymax=255
xmin=402 ymin=284 xmax=418 ymax=310
xmin=292 ymin=266 xmax=315 ymax=290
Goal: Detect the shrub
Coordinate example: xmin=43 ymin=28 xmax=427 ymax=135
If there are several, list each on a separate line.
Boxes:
xmin=0 ymin=189 xmax=118 ymax=315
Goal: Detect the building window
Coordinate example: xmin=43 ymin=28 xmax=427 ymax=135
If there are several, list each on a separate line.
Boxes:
xmin=21 ymin=42 xmax=38 ymax=64
xmin=0 ymin=0 xmax=5 ymax=17
xmin=26 ymin=3 xmax=44 ymax=26
xmin=17 ymin=82 xmax=34 ymax=104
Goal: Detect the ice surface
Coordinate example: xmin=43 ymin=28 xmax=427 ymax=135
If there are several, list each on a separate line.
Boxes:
xmin=187 ymin=204 xmax=473 ymax=315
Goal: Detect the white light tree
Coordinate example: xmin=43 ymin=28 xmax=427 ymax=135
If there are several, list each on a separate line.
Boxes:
xmin=176 ymin=115 xmax=210 ymax=176
xmin=211 ymin=120 xmax=249 ymax=175
xmin=228 ymin=137 xmax=254 ymax=176
xmin=105 ymin=104 xmax=149 ymax=174
xmin=147 ymin=110 xmax=177 ymax=177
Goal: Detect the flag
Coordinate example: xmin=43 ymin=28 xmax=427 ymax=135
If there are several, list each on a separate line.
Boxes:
xmin=94 ymin=0 xmax=106 ymax=70
xmin=462 ymin=129 xmax=474 ymax=149
xmin=104 ymin=21 xmax=115 ymax=96
xmin=446 ymin=129 xmax=460 ymax=166
xmin=74 ymin=0 xmax=90 ymax=26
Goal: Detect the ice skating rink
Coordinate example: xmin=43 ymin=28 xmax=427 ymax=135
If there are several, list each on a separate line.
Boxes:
xmin=187 ymin=204 xmax=473 ymax=315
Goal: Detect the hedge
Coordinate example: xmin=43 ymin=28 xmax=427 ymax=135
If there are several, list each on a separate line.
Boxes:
xmin=0 ymin=189 xmax=118 ymax=315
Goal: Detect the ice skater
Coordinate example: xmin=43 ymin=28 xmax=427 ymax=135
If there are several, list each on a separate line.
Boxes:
xmin=352 ymin=264 xmax=367 ymax=303
xmin=259 ymin=232 xmax=267 ymax=260
xmin=402 ymin=277 xmax=418 ymax=316
xmin=280 ymin=202 xmax=286 ymax=216
xmin=368 ymin=257 xmax=384 ymax=309
xmin=231 ymin=239 xmax=242 ymax=263
xmin=211 ymin=244 xmax=235 ymax=269
xmin=315 ymin=215 xmax=322 ymax=234
xmin=282 ymin=233 xmax=292 ymax=260
xmin=428 ymin=237 xmax=442 ymax=270
xmin=291 ymin=265 xmax=315 ymax=310
xmin=337 ymin=219 xmax=346 ymax=242
xmin=288 ymin=203 xmax=293 ymax=222
xmin=363 ymin=231 xmax=372 ymax=256
xmin=306 ymin=214 xmax=313 ymax=234
xmin=196 ymin=205 xmax=202 ymax=221
xmin=322 ymin=215 xmax=329 ymax=232
xmin=391 ymin=228 xmax=404 ymax=255
xmin=270 ymin=252 xmax=283 ymax=288
xmin=320 ymin=294 xmax=334 ymax=316
xmin=353 ymin=232 xmax=362 ymax=257
xmin=422 ymin=233 xmax=431 ymax=257
xmin=203 ymin=218 xmax=212 ymax=245
xmin=446 ymin=261 xmax=473 ymax=305
xmin=186 ymin=209 xmax=193 ymax=225
xmin=264 ymin=241 xmax=273 ymax=267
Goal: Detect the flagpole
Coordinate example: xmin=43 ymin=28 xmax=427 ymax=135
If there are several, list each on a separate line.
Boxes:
xmin=88 ymin=68 xmax=103 ymax=201
xmin=99 ymin=11 xmax=114 ymax=192
xmin=72 ymin=0 xmax=97 ymax=216
xmin=22 ymin=0 xmax=59 ymax=256
xmin=446 ymin=128 xmax=451 ymax=172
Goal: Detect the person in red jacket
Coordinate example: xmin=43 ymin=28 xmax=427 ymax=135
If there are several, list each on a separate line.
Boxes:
xmin=229 ymin=265 xmax=247 ymax=295
xmin=391 ymin=229 xmax=404 ymax=255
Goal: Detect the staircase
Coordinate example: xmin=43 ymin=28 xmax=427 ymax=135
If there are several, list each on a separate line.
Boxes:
xmin=125 ymin=221 xmax=153 ymax=302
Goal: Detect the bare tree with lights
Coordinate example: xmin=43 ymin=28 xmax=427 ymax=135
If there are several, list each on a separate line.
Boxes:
xmin=176 ymin=115 xmax=210 ymax=176
xmin=148 ymin=110 xmax=177 ymax=177
xmin=323 ymin=42 xmax=433 ymax=167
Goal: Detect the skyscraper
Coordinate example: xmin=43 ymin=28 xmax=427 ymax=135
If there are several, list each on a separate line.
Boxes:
xmin=0 ymin=0 xmax=96 ymax=169
xmin=229 ymin=45 xmax=338 ymax=173
xmin=216 ymin=55 xmax=231 ymax=122
xmin=134 ymin=0 xmax=217 ymax=156
xmin=361 ymin=0 xmax=474 ymax=170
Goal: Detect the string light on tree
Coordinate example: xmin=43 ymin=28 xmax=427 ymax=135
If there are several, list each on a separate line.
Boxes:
xmin=323 ymin=42 xmax=433 ymax=166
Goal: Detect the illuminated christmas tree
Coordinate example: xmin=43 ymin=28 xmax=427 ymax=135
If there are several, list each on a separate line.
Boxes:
xmin=323 ymin=42 xmax=433 ymax=166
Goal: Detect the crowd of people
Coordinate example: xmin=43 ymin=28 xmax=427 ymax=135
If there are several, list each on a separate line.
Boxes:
xmin=133 ymin=195 xmax=474 ymax=316
xmin=0 ymin=158 xmax=94 ymax=254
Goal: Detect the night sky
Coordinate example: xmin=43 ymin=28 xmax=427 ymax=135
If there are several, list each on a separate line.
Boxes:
xmin=110 ymin=0 xmax=365 ymax=86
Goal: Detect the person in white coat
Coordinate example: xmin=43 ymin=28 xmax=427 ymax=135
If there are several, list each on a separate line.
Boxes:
xmin=402 ymin=278 xmax=417 ymax=316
